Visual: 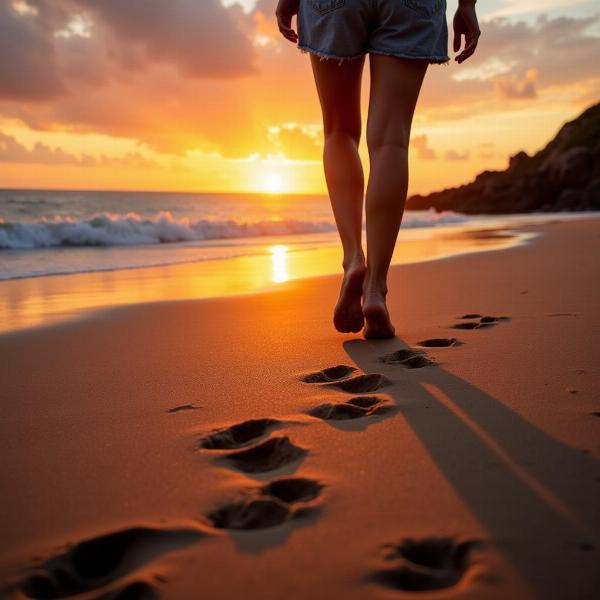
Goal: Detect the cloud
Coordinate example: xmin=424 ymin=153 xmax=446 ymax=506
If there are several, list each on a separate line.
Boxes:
xmin=1 ymin=5 xmax=599 ymax=163
xmin=0 ymin=131 xmax=87 ymax=164
xmin=479 ymin=13 xmax=600 ymax=83
xmin=418 ymin=13 xmax=600 ymax=118
xmin=485 ymin=0 xmax=591 ymax=20
xmin=0 ymin=131 xmax=156 ymax=167
xmin=0 ymin=2 xmax=66 ymax=100
xmin=0 ymin=0 xmax=267 ymax=156
xmin=78 ymin=0 xmax=257 ymax=79
xmin=267 ymin=123 xmax=322 ymax=160
xmin=494 ymin=68 xmax=538 ymax=99
xmin=0 ymin=0 xmax=258 ymax=104
xmin=253 ymin=0 xmax=277 ymax=15
xmin=445 ymin=149 xmax=470 ymax=161
xmin=411 ymin=135 xmax=437 ymax=160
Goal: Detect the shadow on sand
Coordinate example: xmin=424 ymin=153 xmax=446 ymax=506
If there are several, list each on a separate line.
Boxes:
xmin=344 ymin=337 xmax=600 ymax=600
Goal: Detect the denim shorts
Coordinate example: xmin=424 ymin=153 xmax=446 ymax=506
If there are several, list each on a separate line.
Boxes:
xmin=297 ymin=0 xmax=449 ymax=64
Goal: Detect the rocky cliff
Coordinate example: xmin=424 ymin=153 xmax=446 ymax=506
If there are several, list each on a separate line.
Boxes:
xmin=407 ymin=102 xmax=600 ymax=214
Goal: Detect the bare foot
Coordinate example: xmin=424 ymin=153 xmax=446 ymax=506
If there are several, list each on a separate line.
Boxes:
xmin=333 ymin=261 xmax=366 ymax=333
xmin=363 ymin=288 xmax=395 ymax=339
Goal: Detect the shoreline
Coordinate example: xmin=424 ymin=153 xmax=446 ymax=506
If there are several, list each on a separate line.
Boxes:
xmin=2 ymin=211 xmax=589 ymax=336
xmin=3 ymin=211 xmax=597 ymax=284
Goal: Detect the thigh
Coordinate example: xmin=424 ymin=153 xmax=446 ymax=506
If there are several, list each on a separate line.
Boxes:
xmin=366 ymin=54 xmax=428 ymax=148
xmin=310 ymin=54 xmax=365 ymax=141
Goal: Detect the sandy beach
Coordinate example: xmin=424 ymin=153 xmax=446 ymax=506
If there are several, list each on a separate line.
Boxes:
xmin=1 ymin=217 xmax=599 ymax=600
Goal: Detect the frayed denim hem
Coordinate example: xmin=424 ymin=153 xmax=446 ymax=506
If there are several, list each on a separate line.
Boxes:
xmin=369 ymin=48 xmax=450 ymax=65
xmin=297 ymin=44 xmax=366 ymax=65
xmin=298 ymin=44 xmax=450 ymax=66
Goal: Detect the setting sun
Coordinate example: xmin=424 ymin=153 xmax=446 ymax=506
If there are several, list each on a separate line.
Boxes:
xmin=263 ymin=173 xmax=284 ymax=195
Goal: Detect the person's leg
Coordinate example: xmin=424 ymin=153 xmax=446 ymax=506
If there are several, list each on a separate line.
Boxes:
xmin=363 ymin=55 xmax=428 ymax=338
xmin=309 ymin=53 xmax=367 ymax=333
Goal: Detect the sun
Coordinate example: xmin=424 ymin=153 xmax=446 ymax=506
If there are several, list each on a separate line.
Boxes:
xmin=263 ymin=172 xmax=284 ymax=194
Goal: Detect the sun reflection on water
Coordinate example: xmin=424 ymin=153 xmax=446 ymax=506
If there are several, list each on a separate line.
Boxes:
xmin=270 ymin=244 xmax=289 ymax=283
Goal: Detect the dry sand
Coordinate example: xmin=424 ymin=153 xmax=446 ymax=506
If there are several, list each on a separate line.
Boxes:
xmin=0 ymin=218 xmax=599 ymax=600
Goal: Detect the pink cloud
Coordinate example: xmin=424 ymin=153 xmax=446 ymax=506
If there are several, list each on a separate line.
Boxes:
xmin=411 ymin=135 xmax=437 ymax=160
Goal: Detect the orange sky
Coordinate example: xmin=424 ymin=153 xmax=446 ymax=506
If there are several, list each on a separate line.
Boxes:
xmin=0 ymin=0 xmax=599 ymax=195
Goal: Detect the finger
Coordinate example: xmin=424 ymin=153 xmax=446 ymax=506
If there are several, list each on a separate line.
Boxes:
xmin=455 ymin=28 xmax=479 ymax=61
xmin=281 ymin=31 xmax=298 ymax=43
xmin=453 ymin=30 xmax=461 ymax=53
xmin=456 ymin=39 xmax=478 ymax=63
xmin=456 ymin=48 xmax=473 ymax=63
xmin=464 ymin=33 xmax=479 ymax=54
xmin=278 ymin=24 xmax=298 ymax=42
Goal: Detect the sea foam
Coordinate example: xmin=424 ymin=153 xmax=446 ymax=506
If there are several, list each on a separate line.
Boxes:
xmin=0 ymin=211 xmax=336 ymax=249
xmin=0 ymin=209 xmax=467 ymax=250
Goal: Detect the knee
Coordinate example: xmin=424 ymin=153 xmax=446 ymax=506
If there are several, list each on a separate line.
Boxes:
xmin=324 ymin=130 xmax=361 ymax=150
xmin=366 ymin=129 xmax=410 ymax=154
xmin=323 ymin=117 xmax=361 ymax=146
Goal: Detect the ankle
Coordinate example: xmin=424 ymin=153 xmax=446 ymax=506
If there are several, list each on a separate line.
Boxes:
xmin=342 ymin=252 xmax=366 ymax=272
xmin=364 ymin=289 xmax=388 ymax=302
xmin=363 ymin=275 xmax=388 ymax=297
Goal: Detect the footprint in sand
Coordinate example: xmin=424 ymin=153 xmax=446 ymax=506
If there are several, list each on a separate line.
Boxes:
xmin=308 ymin=396 xmax=394 ymax=421
xmin=198 ymin=417 xmax=305 ymax=474
xmin=417 ymin=338 xmax=460 ymax=348
xmin=324 ymin=373 xmax=391 ymax=393
xmin=301 ymin=367 xmax=391 ymax=394
xmin=19 ymin=526 xmax=203 ymax=599
xmin=204 ymin=435 xmax=307 ymax=474
xmin=371 ymin=537 xmax=483 ymax=592
xmin=452 ymin=321 xmax=483 ymax=330
xmin=96 ymin=581 xmax=158 ymax=600
xmin=378 ymin=348 xmax=435 ymax=368
xmin=207 ymin=477 xmax=323 ymax=531
xmin=452 ymin=315 xmax=510 ymax=330
xmin=300 ymin=364 xmax=357 ymax=383
xmin=198 ymin=418 xmax=282 ymax=450
xmin=166 ymin=404 xmax=201 ymax=413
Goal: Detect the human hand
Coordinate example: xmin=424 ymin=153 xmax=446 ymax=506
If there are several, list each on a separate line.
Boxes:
xmin=276 ymin=0 xmax=300 ymax=43
xmin=453 ymin=0 xmax=481 ymax=63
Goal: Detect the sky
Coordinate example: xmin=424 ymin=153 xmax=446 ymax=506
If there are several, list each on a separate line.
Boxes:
xmin=0 ymin=0 xmax=599 ymax=195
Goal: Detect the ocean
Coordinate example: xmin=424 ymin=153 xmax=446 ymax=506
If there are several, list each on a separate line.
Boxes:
xmin=0 ymin=189 xmax=468 ymax=281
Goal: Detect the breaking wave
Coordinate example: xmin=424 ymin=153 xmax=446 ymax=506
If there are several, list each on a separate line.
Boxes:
xmin=0 ymin=211 xmax=337 ymax=250
xmin=0 ymin=209 xmax=467 ymax=250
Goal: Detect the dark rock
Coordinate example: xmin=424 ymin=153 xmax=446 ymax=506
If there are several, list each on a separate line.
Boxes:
xmin=582 ymin=179 xmax=600 ymax=210
xmin=407 ymin=102 xmax=600 ymax=214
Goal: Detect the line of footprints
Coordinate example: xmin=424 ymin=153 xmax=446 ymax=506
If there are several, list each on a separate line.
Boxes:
xmin=13 ymin=314 xmax=508 ymax=599
xmin=201 ymin=364 xmax=394 ymax=533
